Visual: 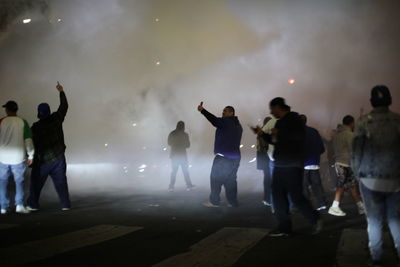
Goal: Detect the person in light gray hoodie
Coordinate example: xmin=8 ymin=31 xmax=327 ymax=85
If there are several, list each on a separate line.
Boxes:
xmin=352 ymin=85 xmax=400 ymax=266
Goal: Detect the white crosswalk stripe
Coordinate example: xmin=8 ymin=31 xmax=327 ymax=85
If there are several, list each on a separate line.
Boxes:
xmin=335 ymin=228 xmax=398 ymax=267
xmin=153 ymin=227 xmax=269 ymax=267
xmin=0 ymin=224 xmax=18 ymax=230
xmin=0 ymin=224 xmax=142 ymax=266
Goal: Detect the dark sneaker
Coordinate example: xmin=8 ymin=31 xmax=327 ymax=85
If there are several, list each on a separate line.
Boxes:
xmin=311 ymin=219 xmax=323 ymax=235
xmin=268 ymin=229 xmax=291 ymax=238
xmin=202 ymin=201 xmax=220 ymax=208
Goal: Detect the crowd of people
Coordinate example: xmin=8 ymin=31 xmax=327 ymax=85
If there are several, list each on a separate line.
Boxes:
xmin=1 ymin=82 xmax=398 ymax=266
xmin=0 ymin=82 xmax=71 ymax=215
xmin=167 ymin=85 xmax=399 ymax=266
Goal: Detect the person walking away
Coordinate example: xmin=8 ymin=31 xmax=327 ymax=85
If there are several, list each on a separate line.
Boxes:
xmin=300 ymin=114 xmax=327 ymax=211
xmin=256 ymin=97 xmax=321 ymax=237
xmin=328 ymin=115 xmax=364 ymax=217
xmin=0 ymin=101 xmax=34 ymax=214
xmin=352 ymin=85 xmax=400 ymax=267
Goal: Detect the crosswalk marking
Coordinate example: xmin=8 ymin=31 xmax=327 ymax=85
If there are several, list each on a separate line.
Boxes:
xmin=335 ymin=228 xmax=397 ymax=267
xmin=0 ymin=224 xmax=142 ymax=266
xmin=153 ymin=227 xmax=269 ymax=267
xmin=0 ymin=224 xmax=18 ymax=230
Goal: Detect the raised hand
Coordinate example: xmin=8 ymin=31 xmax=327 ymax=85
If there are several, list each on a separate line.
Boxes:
xmin=56 ymin=81 xmax=64 ymax=92
xmin=198 ymin=101 xmax=204 ymax=112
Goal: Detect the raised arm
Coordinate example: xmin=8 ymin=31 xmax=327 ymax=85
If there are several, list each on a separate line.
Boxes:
xmin=197 ymin=102 xmax=223 ymax=128
xmin=56 ymin=81 xmax=68 ymax=121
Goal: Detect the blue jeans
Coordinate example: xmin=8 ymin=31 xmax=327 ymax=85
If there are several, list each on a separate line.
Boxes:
xmin=28 ymin=156 xmax=71 ymax=209
xmin=360 ymin=182 xmax=400 ymax=261
xmin=0 ymin=162 xmax=27 ymax=209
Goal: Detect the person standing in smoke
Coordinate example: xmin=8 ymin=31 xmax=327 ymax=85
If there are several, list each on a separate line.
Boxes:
xmin=255 ymin=97 xmax=321 ymax=237
xmin=167 ymin=121 xmax=195 ymax=192
xmin=352 ymin=85 xmax=400 ymax=266
xmin=0 ymin=101 xmax=34 ymax=214
xmin=27 ymin=82 xmax=71 ymax=211
xmin=299 ymin=114 xmax=327 ymax=211
xmin=256 ymin=116 xmax=273 ymax=206
xmin=328 ymin=115 xmax=364 ymax=217
xmin=198 ymin=102 xmax=243 ymax=208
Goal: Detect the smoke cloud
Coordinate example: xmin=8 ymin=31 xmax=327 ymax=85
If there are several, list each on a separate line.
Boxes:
xmin=0 ymin=0 xmax=399 ymax=193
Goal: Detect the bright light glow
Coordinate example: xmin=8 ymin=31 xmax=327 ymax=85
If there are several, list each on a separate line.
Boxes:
xmin=138 ymin=169 xmax=145 ymax=173
xmin=240 ymin=144 xmax=244 ymax=148
xmin=249 ymin=157 xmax=257 ymax=163
xmin=23 ymin=19 xmax=31 ymax=24
xmin=155 ymin=18 xmax=160 ymax=22
xmin=189 ymin=165 xmax=193 ymax=168
xmin=132 ymin=123 xmax=137 ymax=127
xmin=155 ymin=61 xmax=161 ymax=65
xmin=104 ymin=143 xmax=108 ymax=147
xmin=138 ymin=164 xmax=147 ymax=169
xmin=288 ymin=78 xmax=296 ymax=84
xmin=163 ymin=147 xmax=167 ymax=151
xmin=251 ymin=144 xmax=256 ymax=148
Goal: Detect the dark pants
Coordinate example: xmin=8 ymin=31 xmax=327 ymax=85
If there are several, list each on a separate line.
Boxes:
xmin=28 ymin=156 xmax=71 ymax=209
xmin=303 ymin=169 xmax=327 ymax=208
xmin=209 ymin=155 xmax=240 ymax=206
xmin=272 ymin=167 xmax=318 ymax=233
xmin=169 ymin=156 xmax=193 ymax=189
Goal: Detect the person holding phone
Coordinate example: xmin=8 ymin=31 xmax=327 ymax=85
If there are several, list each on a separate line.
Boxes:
xmin=198 ymin=102 xmax=243 ymax=208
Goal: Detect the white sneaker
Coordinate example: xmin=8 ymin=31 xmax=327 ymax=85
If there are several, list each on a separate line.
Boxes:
xmin=1 ymin=209 xmax=7 ymax=215
xmin=61 ymin=208 xmax=70 ymax=211
xmin=16 ymin=205 xmax=30 ymax=214
xmin=316 ymin=205 xmax=327 ymax=211
xmin=202 ymin=201 xmax=220 ymax=208
xmin=328 ymin=206 xmax=346 ymax=216
xmin=27 ymin=206 xmax=39 ymax=212
xmin=358 ymin=205 xmax=365 ymax=215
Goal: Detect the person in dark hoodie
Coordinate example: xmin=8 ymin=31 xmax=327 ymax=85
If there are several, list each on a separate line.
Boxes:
xmin=167 ymin=121 xmax=194 ymax=192
xmin=299 ymin=114 xmax=327 ymax=211
xmin=198 ymin=102 xmax=243 ymax=208
xmin=352 ymin=85 xmax=400 ymax=267
xmin=27 ymin=82 xmax=71 ymax=211
xmin=257 ymin=116 xmax=272 ymax=206
xmin=256 ymin=97 xmax=321 ymax=237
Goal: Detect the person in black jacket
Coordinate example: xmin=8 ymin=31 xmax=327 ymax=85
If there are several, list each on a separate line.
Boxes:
xmin=300 ymin=114 xmax=327 ymax=211
xmin=198 ymin=102 xmax=243 ymax=208
xmin=168 ymin=121 xmax=194 ymax=192
xmin=27 ymin=82 xmax=71 ymax=211
xmin=256 ymin=97 xmax=321 ymax=236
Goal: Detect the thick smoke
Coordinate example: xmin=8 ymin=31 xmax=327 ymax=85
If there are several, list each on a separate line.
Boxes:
xmin=0 ymin=0 xmax=399 ymax=194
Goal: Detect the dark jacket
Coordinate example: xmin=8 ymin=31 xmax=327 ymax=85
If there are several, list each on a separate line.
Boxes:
xmin=201 ymin=109 xmax=243 ymax=159
xmin=304 ymin=126 xmax=325 ymax=167
xmin=262 ymin=112 xmax=305 ymax=167
xmin=168 ymin=129 xmax=190 ymax=158
xmin=31 ymin=91 xmax=68 ymax=165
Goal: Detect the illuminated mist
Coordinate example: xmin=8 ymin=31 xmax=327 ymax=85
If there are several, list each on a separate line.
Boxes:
xmin=0 ymin=0 xmax=399 ymax=196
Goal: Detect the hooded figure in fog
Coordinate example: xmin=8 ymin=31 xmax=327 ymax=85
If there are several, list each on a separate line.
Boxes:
xmin=167 ymin=121 xmax=194 ymax=192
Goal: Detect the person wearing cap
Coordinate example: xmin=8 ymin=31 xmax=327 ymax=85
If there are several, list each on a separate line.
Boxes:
xmin=352 ymin=85 xmax=400 ymax=266
xmin=0 ymin=101 xmax=34 ymax=214
xmin=256 ymin=97 xmax=321 ymax=237
xmin=27 ymin=82 xmax=71 ymax=211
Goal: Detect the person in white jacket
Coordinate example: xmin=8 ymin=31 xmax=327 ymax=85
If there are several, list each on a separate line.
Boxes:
xmin=0 ymin=100 xmax=34 ymax=214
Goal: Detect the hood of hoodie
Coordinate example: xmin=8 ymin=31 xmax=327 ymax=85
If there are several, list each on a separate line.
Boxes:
xmin=336 ymin=124 xmax=352 ymax=134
